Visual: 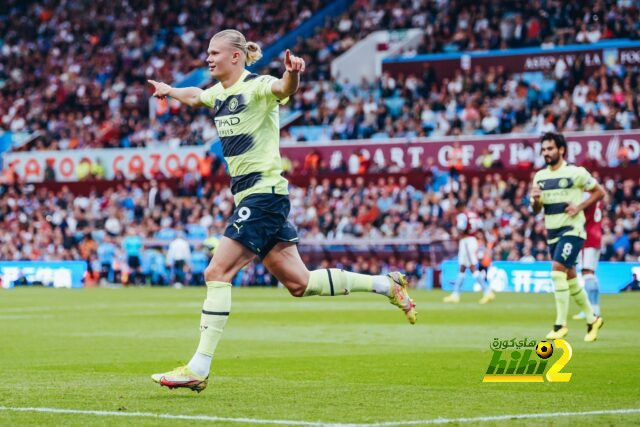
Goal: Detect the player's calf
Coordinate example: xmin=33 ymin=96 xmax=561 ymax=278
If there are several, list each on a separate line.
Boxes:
xmin=444 ymin=269 xmax=466 ymax=302
xmin=583 ymin=273 xmax=600 ymax=316
xmin=302 ymin=268 xmax=390 ymax=296
xmin=299 ymin=268 xmax=417 ymax=323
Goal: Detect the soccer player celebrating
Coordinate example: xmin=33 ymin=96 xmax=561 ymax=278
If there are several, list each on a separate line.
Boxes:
xmin=147 ymin=29 xmax=416 ymax=392
xmin=573 ymin=195 xmax=603 ymax=319
xmin=531 ymin=132 xmax=605 ymax=342
xmin=443 ymin=202 xmax=495 ymax=304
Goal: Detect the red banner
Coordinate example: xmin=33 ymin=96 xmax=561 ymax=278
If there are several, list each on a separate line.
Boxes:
xmin=280 ymin=130 xmax=640 ymax=172
xmin=5 ymin=131 xmax=639 ymax=183
xmin=3 ymin=146 xmax=209 ymax=182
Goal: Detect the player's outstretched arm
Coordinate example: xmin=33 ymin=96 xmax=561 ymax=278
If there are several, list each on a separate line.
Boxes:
xmin=147 ymin=80 xmax=204 ymax=108
xmin=272 ymin=49 xmax=305 ymax=99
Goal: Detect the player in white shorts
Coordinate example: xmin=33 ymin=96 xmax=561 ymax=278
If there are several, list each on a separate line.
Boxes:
xmin=444 ymin=202 xmax=495 ymax=304
xmin=574 ymin=198 xmax=603 ymax=319
xmin=476 ymin=233 xmax=495 ymax=304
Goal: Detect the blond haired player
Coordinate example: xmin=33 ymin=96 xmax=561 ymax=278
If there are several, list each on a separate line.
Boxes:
xmin=147 ymin=29 xmax=416 ymax=392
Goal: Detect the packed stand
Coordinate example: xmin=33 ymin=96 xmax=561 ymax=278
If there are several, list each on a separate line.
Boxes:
xmin=0 ymin=166 xmax=638 ymax=286
xmin=273 ymin=0 xmax=640 ymax=80
xmin=271 ymin=0 xmax=640 ymax=143
xmin=1 ymin=0 xmax=323 ymax=152
xmin=287 ymin=61 xmax=640 ymax=142
xmin=410 ymin=0 xmax=640 ymax=55
xmin=293 ymin=170 xmax=640 ymax=264
xmin=5 ymin=0 xmax=640 ymax=153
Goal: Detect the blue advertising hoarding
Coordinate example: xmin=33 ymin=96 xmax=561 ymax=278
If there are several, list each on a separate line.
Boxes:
xmin=417 ymin=267 xmax=434 ymax=290
xmin=0 ymin=261 xmax=87 ymax=289
xmin=441 ymin=260 xmax=640 ymax=294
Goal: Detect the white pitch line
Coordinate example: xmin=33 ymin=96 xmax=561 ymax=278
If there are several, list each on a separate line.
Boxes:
xmin=0 ymin=406 xmax=639 ymax=426
xmin=0 ymin=407 xmax=323 ymax=426
xmin=364 ymin=408 xmax=640 ymax=426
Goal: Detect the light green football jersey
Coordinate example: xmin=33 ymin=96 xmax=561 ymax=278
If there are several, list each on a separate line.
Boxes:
xmin=200 ymin=70 xmax=289 ymax=204
xmin=533 ymin=161 xmax=597 ymax=244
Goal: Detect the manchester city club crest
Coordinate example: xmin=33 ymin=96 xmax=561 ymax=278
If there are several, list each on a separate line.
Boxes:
xmin=229 ymin=97 xmax=239 ymax=112
xmin=559 ymin=178 xmax=568 ymax=188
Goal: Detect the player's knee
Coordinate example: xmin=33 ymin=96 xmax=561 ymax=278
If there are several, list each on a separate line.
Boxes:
xmin=287 ymin=282 xmax=307 ymax=298
xmin=281 ymin=274 xmax=308 ymax=297
xmin=551 ymin=261 xmax=568 ymax=273
xmin=272 ymin=265 xmax=309 ymax=298
xmin=204 ymin=264 xmax=234 ymax=283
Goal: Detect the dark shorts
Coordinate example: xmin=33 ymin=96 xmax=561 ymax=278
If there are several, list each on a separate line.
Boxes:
xmin=224 ymin=194 xmax=299 ymax=259
xmin=128 ymin=255 xmax=141 ymax=269
xmin=100 ymin=263 xmax=111 ymax=276
xmin=549 ymin=236 xmax=584 ymax=268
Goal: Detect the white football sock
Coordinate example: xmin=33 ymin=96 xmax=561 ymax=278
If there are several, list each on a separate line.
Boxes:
xmin=187 ymin=352 xmax=212 ymax=377
xmin=452 ymin=272 xmax=465 ymax=296
xmin=372 ymin=275 xmax=391 ymax=296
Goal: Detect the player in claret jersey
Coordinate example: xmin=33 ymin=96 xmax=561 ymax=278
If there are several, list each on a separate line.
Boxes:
xmin=147 ymin=29 xmax=416 ymax=393
xmin=573 ymin=197 xmax=603 ymax=320
xmin=444 ymin=202 xmax=495 ymax=304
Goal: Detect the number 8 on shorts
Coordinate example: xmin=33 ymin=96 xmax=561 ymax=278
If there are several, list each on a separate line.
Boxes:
xmin=550 ymin=236 xmax=584 ymax=268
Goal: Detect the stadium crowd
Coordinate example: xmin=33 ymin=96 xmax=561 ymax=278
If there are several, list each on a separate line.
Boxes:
xmin=1 ymin=0 xmax=323 ymax=152
xmin=287 ymin=61 xmax=640 ymax=142
xmin=0 ymin=166 xmax=638 ymax=286
xmin=4 ymin=0 xmax=640 ymax=153
xmin=2 ymin=1 xmax=640 ymax=288
xmin=285 ymin=0 xmax=640 ymax=81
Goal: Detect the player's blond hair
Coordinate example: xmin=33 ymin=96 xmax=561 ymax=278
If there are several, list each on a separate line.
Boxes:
xmin=212 ymin=29 xmax=262 ymax=66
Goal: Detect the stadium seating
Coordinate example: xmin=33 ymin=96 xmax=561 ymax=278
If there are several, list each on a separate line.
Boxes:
xmin=1 ymin=0 xmax=325 ymax=152
xmin=290 ymin=60 xmax=638 ymax=141
xmin=288 ymin=0 xmax=640 ymax=80
xmin=0 ymin=171 xmax=637 ymax=282
xmin=1 ymin=1 xmax=639 ymax=286
xmin=4 ymin=0 xmax=640 ymax=152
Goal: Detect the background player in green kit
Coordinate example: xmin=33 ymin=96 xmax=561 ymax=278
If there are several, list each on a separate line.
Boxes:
xmin=146 ymin=29 xmax=417 ymax=392
xmin=530 ymin=132 xmax=605 ymax=342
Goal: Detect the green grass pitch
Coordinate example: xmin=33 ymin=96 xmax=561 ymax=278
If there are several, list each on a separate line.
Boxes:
xmin=1 ymin=287 xmax=639 ymax=426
